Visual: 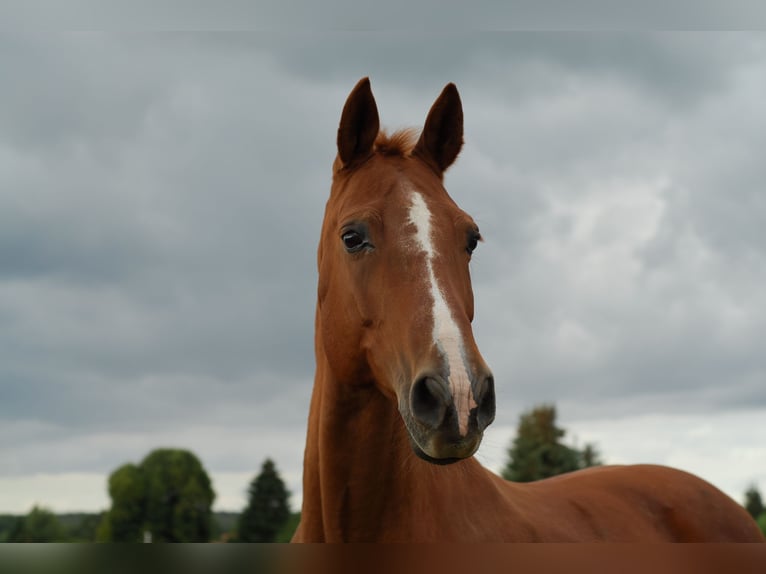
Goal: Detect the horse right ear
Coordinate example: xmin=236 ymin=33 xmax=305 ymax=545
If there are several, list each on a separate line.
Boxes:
xmin=337 ymin=77 xmax=380 ymax=170
xmin=412 ymin=83 xmax=463 ymax=175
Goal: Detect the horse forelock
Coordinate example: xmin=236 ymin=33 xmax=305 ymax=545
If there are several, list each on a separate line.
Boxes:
xmin=374 ymin=128 xmax=420 ymax=157
xmin=333 ymin=128 xmax=420 ymax=173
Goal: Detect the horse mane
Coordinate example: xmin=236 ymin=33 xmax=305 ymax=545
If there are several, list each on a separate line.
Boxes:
xmin=374 ymin=128 xmax=419 ymax=157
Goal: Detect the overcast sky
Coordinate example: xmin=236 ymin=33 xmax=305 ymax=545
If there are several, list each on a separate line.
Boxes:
xmin=1 ymin=30 xmax=765 ymax=514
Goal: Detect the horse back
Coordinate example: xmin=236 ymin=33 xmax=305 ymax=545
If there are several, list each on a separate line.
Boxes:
xmin=510 ymin=464 xmax=764 ymax=542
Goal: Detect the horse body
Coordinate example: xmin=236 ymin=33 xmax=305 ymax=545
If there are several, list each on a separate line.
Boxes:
xmin=294 ymin=356 xmax=760 ymax=541
xmin=292 ymin=78 xmax=764 ymax=542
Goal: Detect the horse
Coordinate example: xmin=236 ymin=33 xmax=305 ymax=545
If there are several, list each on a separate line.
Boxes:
xmin=291 ymin=78 xmax=764 ymax=542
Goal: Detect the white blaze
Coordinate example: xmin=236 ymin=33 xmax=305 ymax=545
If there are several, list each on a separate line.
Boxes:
xmin=407 ymin=189 xmax=477 ymax=436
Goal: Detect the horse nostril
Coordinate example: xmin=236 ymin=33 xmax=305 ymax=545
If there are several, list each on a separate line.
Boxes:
xmin=411 ymin=376 xmax=451 ymax=430
xmin=474 ymin=375 xmax=496 ymax=431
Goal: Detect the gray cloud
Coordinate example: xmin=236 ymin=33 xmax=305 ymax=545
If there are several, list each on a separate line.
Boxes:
xmin=1 ymin=31 xmax=765 ymax=510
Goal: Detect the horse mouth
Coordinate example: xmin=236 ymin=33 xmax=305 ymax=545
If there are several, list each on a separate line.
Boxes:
xmin=409 ymin=441 xmax=464 ymax=466
xmin=404 ymin=422 xmax=483 ymax=465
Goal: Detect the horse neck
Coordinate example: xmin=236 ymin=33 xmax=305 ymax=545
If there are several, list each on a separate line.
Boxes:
xmin=298 ymin=316 xmax=489 ymax=542
xmin=298 ymin=352 xmax=402 ymax=540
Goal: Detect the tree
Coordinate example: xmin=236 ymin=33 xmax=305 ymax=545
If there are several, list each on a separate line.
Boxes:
xmin=0 ymin=515 xmax=17 ymax=542
xmin=581 ymin=443 xmax=604 ymax=468
xmin=237 ymin=458 xmax=291 ymax=542
xmin=63 ymin=512 xmax=105 ymax=542
xmin=141 ymin=449 xmax=216 ymax=542
xmin=275 ymin=512 xmax=302 ymax=543
xmin=758 ymin=513 xmax=766 ymax=538
xmin=101 ymin=448 xmax=215 ymax=542
xmin=7 ymin=506 xmax=67 ymax=542
xmin=502 ymin=404 xmax=602 ymax=482
xmin=744 ymin=485 xmax=764 ymax=521
xmin=104 ymin=463 xmax=146 ymax=542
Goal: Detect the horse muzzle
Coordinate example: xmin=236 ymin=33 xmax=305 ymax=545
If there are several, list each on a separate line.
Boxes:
xmin=400 ymin=370 xmax=495 ymax=464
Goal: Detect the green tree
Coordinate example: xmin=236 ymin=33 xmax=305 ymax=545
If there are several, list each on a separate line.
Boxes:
xmin=105 ymin=463 xmax=146 ymax=542
xmin=101 ymin=448 xmax=215 ymax=542
xmin=58 ymin=512 xmax=104 ymax=542
xmin=141 ymin=449 xmax=215 ymax=542
xmin=0 ymin=515 xmax=17 ymax=542
xmin=744 ymin=485 xmax=764 ymax=521
xmin=757 ymin=513 xmax=766 ymax=538
xmin=7 ymin=506 xmax=67 ymax=542
xmin=237 ymin=458 xmax=291 ymax=542
xmin=580 ymin=443 xmax=604 ymax=468
xmin=502 ymin=404 xmax=602 ymax=482
xmin=274 ymin=512 xmax=302 ymax=543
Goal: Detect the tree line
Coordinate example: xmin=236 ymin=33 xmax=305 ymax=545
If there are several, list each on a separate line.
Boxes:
xmin=95 ymin=450 xmax=295 ymax=542
xmin=2 ymin=451 xmax=295 ymax=543
xmin=3 ymin=405 xmax=764 ymax=541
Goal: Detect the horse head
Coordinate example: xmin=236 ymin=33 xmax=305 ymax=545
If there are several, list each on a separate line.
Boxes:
xmin=317 ymin=78 xmax=495 ymax=464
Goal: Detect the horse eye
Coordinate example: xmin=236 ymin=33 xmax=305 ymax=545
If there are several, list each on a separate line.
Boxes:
xmin=342 ymin=230 xmax=365 ymax=252
xmin=466 ymin=232 xmax=481 ymax=255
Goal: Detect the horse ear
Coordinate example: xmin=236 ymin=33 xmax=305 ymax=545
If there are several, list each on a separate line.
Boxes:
xmin=413 ymin=83 xmax=464 ymax=174
xmin=337 ymin=77 xmax=380 ymax=169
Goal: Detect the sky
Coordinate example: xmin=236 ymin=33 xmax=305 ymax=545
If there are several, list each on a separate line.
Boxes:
xmin=1 ymin=28 xmax=766 ymax=515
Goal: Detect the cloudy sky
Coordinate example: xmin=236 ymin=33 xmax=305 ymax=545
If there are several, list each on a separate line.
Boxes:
xmin=1 ymin=29 xmax=765 ymax=515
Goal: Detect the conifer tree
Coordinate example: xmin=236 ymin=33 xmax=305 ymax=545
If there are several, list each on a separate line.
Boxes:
xmin=502 ymin=404 xmax=602 ymax=482
xmin=237 ymin=458 xmax=290 ymax=542
xmin=744 ymin=485 xmax=764 ymax=521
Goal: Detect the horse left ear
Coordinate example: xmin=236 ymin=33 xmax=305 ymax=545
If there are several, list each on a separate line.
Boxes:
xmin=337 ymin=77 xmax=380 ymax=170
xmin=413 ymin=83 xmax=464 ymax=175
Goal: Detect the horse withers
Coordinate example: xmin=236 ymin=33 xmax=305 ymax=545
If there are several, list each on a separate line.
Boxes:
xmin=291 ymin=78 xmax=764 ymax=542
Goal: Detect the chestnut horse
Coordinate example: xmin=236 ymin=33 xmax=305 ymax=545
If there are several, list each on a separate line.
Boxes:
xmin=292 ymin=78 xmax=764 ymax=542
